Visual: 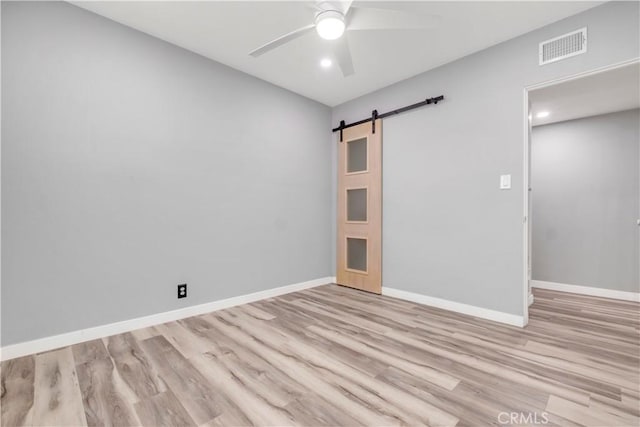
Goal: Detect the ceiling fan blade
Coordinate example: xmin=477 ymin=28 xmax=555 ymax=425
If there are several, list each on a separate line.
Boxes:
xmin=332 ymin=36 xmax=355 ymax=77
xmin=340 ymin=0 xmax=354 ymax=15
xmin=249 ymin=24 xmax=316 ymax=57
xmin=351 ymin=1 xmax=427 ymax=12
xmin=347 ymin=7 xmax=441 ymax=31
xmin=312 ymin=1 xmax=353 ymax=15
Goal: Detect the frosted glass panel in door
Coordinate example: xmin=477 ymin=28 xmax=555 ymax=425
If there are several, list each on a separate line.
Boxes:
xmin=347 ymin=188 xmax=367 ymax=221
xmin=347 ymin=138 xmax=367 ymax=173
xmin=347 ymin=237 xmax=367 ymax=272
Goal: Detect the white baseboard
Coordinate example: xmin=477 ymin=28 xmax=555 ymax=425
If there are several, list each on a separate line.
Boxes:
xmin=531 ymin=280 xmax=640 ymax=302
xmin=382 ymin=287 xmax=525 ymax=327
xmin=1 ymin=276 xmax=334 ymax=362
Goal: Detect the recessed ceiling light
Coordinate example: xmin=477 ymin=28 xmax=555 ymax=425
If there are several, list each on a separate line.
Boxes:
xmin=536 ymin=111 xmax=550 ymax=118
xmin=315 ymin=10 xmax=345 ymax=40
xmin=320 ymin=58 xmax=332 ymax=68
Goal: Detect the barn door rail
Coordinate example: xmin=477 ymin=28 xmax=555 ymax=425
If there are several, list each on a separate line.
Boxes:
xmin=333 ymin=95 xmax=444 ymax=141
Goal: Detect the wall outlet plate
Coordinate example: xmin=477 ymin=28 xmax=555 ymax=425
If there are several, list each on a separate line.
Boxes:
xmin=177 ymin=283 xmax=187 ymax=299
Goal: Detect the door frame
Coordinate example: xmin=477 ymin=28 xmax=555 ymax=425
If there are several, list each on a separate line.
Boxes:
xmin=521 ymin=57 xmax=640 ymax=325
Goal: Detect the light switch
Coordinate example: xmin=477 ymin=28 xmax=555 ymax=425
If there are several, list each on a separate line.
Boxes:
xmin=500 ymin=174 xmax=511 ymax=190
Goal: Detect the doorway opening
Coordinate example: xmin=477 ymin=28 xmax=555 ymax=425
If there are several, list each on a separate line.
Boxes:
xmin=523 ymin=60 xmax=640 ymax=322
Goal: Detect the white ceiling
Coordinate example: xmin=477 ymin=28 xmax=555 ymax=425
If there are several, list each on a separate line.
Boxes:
xmin=530 ymin=62 xmax=640 ymax=126
xmin=72 ymin=1 xmax=605 ymax=107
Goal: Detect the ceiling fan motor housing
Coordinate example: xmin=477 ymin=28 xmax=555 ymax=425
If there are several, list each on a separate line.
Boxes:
xmin=315 ymin=10 xmax=346 ymax=40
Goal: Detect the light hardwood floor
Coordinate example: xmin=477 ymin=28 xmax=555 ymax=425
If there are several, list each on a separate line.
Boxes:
xmin=2 ymin=285 xmax=639 ymax=426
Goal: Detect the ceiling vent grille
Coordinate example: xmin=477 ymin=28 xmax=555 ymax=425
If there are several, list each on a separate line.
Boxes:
xmin=539 ymin=28 xmax=587 ymax=65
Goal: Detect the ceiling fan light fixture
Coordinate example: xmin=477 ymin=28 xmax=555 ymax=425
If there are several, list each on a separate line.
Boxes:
xmin=315 ymin=10 xmax=345 ymax=40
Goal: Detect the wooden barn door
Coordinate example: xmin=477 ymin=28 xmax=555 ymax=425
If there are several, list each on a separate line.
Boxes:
xmin=336 ymin=120 xmax=382 ymax=294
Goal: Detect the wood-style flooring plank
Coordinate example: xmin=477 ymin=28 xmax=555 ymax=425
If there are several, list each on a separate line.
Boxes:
xmin=75 ymin=357 xmax=140 ymax=426
xmin=31 ymin=347 xmax=87 ymax=426
xmin=1 ymin=355 xmax=35 ymax=426
xmin=105 ymin=332 xmax=166 ymax=400
xmin=71 ymin=339 xmax=110 ymax=366
xmin=134 ymin=389 xmax=196 ymax=427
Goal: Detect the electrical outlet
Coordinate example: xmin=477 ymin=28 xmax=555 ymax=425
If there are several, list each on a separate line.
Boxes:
xmin=177 ymin=284 xmax=187 ymax=299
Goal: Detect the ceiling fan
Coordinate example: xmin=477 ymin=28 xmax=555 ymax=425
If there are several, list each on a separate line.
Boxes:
xmin=248 ymin=1 xmax=441 ymax=77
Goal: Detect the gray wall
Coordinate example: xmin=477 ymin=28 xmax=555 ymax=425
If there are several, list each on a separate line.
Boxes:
xmin=531 ymin=110 xmax=639 ymax=292
xmin=331 ymin=1 xmax=640 ymax=316
xmin=1 ymin=1 xmax=332 ymax=346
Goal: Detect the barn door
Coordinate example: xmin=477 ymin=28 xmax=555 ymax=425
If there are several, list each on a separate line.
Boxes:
xmin=336 ymin=120 xmax=382 ymax=294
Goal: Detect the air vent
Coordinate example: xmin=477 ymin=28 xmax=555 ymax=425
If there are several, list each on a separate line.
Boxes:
xmin=539 ymin=28 xmax=587 ymax=65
